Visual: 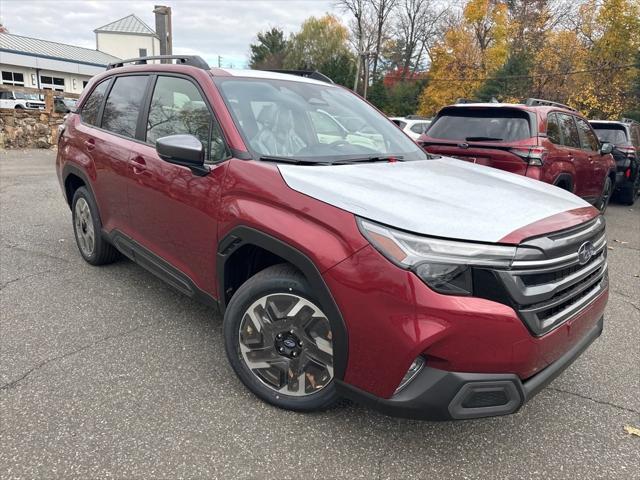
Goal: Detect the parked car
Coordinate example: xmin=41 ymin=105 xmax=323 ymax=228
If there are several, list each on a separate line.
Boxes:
xmin=419 ymin=99 xmax=616 ymax=212
xmin=0 ymin=91 xmax=45 ymax=110
xmin=54 ymin=96 xmax=78 ymax=114
xmin=390 ymin=115 xmax=432 ymax=140
xmin=589 ymin=118 xmax=640 ymax=205
xmin=56 ymin=58 xmax=608 ymax=420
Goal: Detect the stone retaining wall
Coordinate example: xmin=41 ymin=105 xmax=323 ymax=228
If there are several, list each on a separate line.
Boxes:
xmin=0 ymin=109 xmax=66 ymax=149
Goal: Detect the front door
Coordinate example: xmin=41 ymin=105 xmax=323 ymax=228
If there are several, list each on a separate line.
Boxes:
xmin=126 ymin=74 xmax=230 ymax=295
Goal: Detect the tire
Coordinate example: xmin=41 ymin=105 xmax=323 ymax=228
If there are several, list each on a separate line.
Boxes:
xmin=595 ymin=176 xmax=613 ymax=213
xmin=615 ymin=177 xmax=639 ymax=206
xmin=223 ymin=263 xmax=340 ymax=412
xmin=71 ymin=187 xmax=119 ymax=265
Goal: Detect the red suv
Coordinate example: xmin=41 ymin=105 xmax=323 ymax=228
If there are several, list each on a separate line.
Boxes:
xmin=56 ymin=57 xmax=608 ymax=420
xmin=419 ymin=100 xmax=616 ymax=212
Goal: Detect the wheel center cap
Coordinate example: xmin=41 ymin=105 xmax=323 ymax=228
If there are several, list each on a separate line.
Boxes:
xmin=275 ymin=331 xmax=302 ymax=358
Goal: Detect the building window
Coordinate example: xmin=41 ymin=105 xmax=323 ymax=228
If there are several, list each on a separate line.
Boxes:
xmin=1 ymin=71 xmax=25 ymax=86
xmin=139 ymin=48 xmax=147 ymax=57
xmin=73 ymin=79 xmax=77 ymax=89
xmin=40 ymin=75 xmax=65 ymax=92
xmin=31 ymin=73 xmax=37 ymax=86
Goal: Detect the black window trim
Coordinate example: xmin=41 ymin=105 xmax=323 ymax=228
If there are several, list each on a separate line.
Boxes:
xmin=138 ymin=72 xmax=231 ymax=163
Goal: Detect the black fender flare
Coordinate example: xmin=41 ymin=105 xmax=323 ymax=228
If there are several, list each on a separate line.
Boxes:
xmin=553 ymin=173 xmax=574 ymax=192
xmin=217 ymin=225 xmax=348 ymax=380
xmin=61 ymin=164 xmax=95 ymax=207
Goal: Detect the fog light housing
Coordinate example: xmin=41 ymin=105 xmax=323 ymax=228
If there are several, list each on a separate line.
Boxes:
xmin=394 ymin=356 xmax=425 ymax=394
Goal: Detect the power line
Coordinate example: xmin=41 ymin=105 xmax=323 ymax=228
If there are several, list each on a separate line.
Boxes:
xmin=395 ymin=63 xmax=640 ymax=83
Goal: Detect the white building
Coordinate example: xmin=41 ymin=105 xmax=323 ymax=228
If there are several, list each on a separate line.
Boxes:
xmin=0 ymin=14 xmax=160 ymax=96
xmin=0 ymin=33 xmax=120 ymax=95
xmin=95 ymin=14 xmax=160 ymax=61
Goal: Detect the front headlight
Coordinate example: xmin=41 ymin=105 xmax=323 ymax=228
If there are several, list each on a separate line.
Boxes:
xmin=357 ymin=218 xmax=516 ymax=295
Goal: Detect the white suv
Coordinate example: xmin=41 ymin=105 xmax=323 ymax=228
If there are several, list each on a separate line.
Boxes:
xmin=0 ymin=91 xmax=45 ymax=110
xmin=390 ymin=115 xmax=432 ymax=140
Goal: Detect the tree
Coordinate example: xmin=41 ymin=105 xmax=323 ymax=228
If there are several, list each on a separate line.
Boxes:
xmin=571 ymin=0 xmax=640 ymax=118
xmin=475 ymin=51 xmax=532 ymax=102
xmin=418 ymin=1 xmax=509 ymax=115
xmin=248 ymin=28 xmax=288 ymax=70
xmin=284 ymin=15 xmax=356 ymax=87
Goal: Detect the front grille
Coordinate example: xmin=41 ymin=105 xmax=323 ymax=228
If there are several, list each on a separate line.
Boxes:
xmin=494 ymin=216 xmax=608 ymax=336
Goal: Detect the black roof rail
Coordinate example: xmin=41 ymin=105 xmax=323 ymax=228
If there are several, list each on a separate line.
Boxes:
xmin=621 ymin=117 xmax=638 ymax=124
xmin=524 ymin=98 xmax=576 ymax=111
xmin=264 ymin=69 xmax=334 ymax=84
xmin=405 ymin=115 xmax=432 ymax=120
xmin=107 ymin=55 xmax=210 ymax=70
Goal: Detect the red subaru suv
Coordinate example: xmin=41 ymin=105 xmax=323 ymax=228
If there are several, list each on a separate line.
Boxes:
xmin=419 ymin=100 xmax=616 ymax=212
xmin=56 ymin=57 xmax=608 ymax=420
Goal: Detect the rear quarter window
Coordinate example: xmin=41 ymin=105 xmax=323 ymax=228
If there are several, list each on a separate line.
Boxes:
xmin=427 ymin=108 xmax=531 ymax=142
xmin=80 ymin=80 xmax=110 ymax=127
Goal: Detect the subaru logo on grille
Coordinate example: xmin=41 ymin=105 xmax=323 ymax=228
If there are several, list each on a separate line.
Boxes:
xmin=578 ymin=241 xmax=595 ymax=265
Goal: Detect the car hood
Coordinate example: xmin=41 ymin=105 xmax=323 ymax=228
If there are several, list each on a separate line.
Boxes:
xmin=278 ymin=157 xmax=592 ymax=243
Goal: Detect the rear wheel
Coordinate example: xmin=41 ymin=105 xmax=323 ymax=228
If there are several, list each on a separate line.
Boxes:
xmin=71 ymin=187 xmax=119 ymax=265
xmin=615 ymin=175 xmax=640 ymax=206
xmin=595 ymin=176 xmax=613 ymax=213
xmin=224 ymin=264 xmax=339 ymax=412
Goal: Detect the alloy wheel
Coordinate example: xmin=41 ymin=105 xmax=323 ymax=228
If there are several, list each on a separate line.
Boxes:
xmin=238 ymin=293 xmax=334 ymax=396
xmin=74 ymin=197 xmax=95 ymax=256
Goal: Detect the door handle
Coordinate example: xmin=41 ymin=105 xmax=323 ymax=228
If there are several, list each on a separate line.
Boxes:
xmin=84 ymin=138 xmax=95 ymax=151
xmin=130 ymin=156 xmax=147 ymax=174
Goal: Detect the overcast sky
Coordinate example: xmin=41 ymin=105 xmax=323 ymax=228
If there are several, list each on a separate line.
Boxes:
xmin=0 ymin=0 xmax=342 ymax=67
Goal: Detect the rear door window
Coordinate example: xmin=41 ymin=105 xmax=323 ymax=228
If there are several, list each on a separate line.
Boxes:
xmin=575 ymin=117 xmax=600 ymax=151
xmin=547 ymin=113 xmax=561 ymax=144
xmin=410 ymin=122 xmax=430 ymax=135
xmin=427 ymin=108 xmax=531 ymax=142
xmin=102 ymin=75 xmax=149 ymax=139
xmin=81 ymin=80 xmax=110 ymax=127
xmin=557 ymin=114 xmax=581 ymax=149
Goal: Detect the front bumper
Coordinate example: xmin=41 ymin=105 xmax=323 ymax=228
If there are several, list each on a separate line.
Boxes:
xmin=336 ymin=316 xmax=603 ymax=420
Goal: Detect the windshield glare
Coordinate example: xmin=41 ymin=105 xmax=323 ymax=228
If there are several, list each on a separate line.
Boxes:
xmin=427 ymin=109 xmax=531 ymax=142
xmin=214 ymin=77 xmax=426 ymax=162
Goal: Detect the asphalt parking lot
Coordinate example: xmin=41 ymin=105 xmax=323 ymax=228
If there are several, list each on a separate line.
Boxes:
xmin=1 ymin=149 xmax=638 ymax=479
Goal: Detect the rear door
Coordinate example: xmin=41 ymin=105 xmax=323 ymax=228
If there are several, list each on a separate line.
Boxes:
xmin=556 ymin=113 xmax=595 ymax=198
xmin=421 ymin=107 xmax=535 ymax=176
xmin=126 ymin=74 xmax=230 ymax=295
xmin=575 ymin=117 xmax=607 ymax=194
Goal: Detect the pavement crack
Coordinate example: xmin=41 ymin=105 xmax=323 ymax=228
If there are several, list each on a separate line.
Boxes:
xmin=548 ymin=387 xmax=639 ymax=414
xmin=0 ymin=268 xmax=63 ymax=290
xmin=0 ymin=320 xmax=161 ymax=392
xmin=611 ymin=291 xmax=640 ymax=312
xmin=2 ymin=243 xmax=70 ymax=264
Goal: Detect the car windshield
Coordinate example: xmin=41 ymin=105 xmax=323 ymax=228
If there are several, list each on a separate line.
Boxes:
xmin=591 ymin=125 xmax=628 ymax=145
xmin=14 ymin=93 xmax=40 ymax=100
xmin=214 ymin=76 xmax=426 ymax=163
xmin=427 ymin=108 xmax=532 ymax=142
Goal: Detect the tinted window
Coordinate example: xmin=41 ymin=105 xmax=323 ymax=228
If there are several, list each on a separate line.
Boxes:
xmin=146 ymin=76 xmax=227 ymax=162
xmin=102 ymin=76 xmax=148 ymax=138
xmin=591 ymin=124 xmax=629 ymax=145
xmin=81 ymin=80 xmax=110 ymax=127
xmin=575 ymin=118 xmax=599 ymax=151
xmin=632 ymin=125 xmax=640 ymax=148
xmin=557 ymin=114 xmax=581 ymax=148
xmin=547 ymin=113 xmax=561 ymax=144
xmin=427 ymin=108 xmax=531 ymax=142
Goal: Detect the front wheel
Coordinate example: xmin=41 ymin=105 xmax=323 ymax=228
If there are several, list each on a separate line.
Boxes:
xmin=595 ymin=176 xmax=613 ymax=213
xmin=71 ymin=187 xmax=119 ymax=265
xmin=223 ymin=264 xmax=339 ymax=412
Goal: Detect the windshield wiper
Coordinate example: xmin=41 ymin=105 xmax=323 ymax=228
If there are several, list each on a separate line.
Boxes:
xmin=464 ymin=136 xmax=503 ymax=142
xmin=331 ymin=155 xmax=405 ymax=165
xmin=258 ymin=155 xmax=326 ymax=165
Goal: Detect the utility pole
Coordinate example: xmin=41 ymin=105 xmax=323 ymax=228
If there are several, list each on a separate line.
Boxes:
xmin=218 ymin=56 xmax=222 ymax=68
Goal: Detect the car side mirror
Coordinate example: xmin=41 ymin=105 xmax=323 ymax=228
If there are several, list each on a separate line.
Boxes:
xmin=600 ymin=142 xmax=613 ymax=155
xmin=156 ymin=134 xmax=209 ymax=176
